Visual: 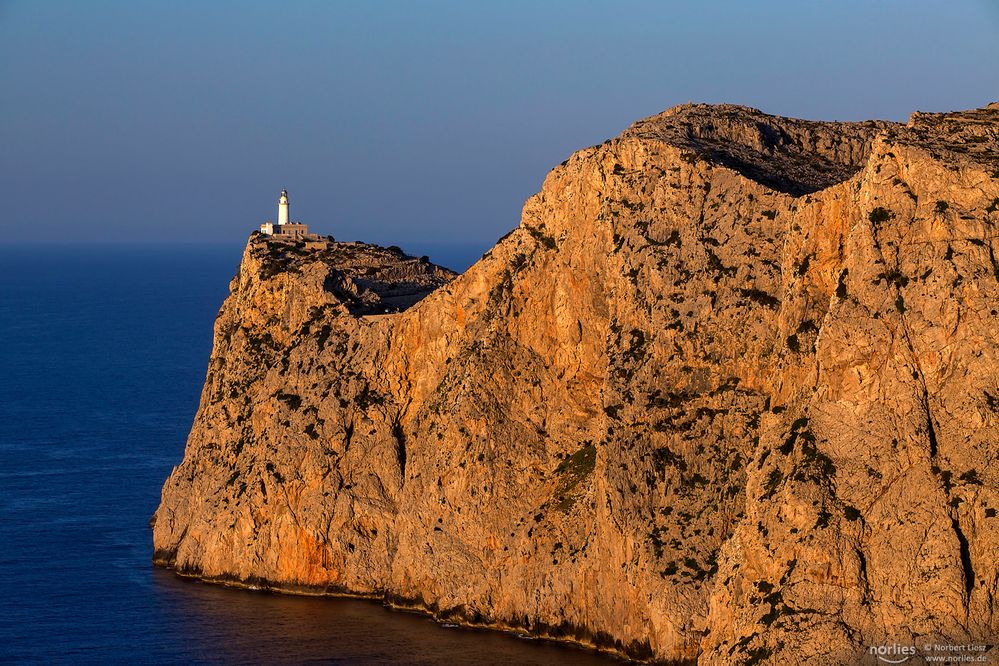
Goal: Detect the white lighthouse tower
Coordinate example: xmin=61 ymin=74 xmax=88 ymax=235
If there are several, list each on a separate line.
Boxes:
xmin=259 ymin=189 xmax=313 ymax=239
xmin=277 ymin=189 xmax=290 ymax=227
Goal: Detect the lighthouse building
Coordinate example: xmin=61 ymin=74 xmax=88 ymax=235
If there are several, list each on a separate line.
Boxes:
xmin=260 ymin=190 xmax=314 ymax=239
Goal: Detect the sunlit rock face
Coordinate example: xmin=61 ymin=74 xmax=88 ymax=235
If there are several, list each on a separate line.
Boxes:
xmin=153 ymin=103 xmax=999 ymax=664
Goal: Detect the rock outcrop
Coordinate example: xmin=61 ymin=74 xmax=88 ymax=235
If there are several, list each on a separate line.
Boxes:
xmin=153 ymin=103 xmax=999 ymax=664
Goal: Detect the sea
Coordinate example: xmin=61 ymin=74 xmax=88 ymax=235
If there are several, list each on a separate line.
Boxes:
xmin=0 ymin=243 xmax=619 ymax=665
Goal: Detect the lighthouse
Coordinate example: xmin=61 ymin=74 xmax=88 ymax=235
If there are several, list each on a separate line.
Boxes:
xmin=259 ymin=189 xmax=314 ymax=239
xmin=277 ymin=189 xmax=290 ymax=226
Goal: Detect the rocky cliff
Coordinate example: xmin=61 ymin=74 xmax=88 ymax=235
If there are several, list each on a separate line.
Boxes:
xmin=153 ymin=103 xmax=999 ymax=664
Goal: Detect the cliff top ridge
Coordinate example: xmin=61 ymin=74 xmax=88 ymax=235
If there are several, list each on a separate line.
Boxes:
xmin=248 ymin=233 xmax=456 ymax=315
xmin=622 ymin=102 xmax=998 ymax=195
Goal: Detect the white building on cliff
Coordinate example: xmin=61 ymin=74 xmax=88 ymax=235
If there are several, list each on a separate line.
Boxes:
xmin=260 ymin=190 xmax=313 ymax=239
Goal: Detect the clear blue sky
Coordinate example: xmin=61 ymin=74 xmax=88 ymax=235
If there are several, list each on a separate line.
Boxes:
xmin=1 ymin=1 xmax=996 ymax=251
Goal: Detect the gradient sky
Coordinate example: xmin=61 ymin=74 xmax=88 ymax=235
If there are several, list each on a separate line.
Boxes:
xmin=1 ymin=1 xmax=997 ymax=252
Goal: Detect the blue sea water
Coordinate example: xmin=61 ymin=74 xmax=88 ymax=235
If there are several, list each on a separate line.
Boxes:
xmin=0 ymin=244 xmax=617 ymax=665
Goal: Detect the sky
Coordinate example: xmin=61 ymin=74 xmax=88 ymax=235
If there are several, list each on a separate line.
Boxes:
xmin=1 ymin=1 xmax=997 ymax=256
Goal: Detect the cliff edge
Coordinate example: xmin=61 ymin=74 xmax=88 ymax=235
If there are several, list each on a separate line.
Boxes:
xmin=153 ymin=103 xmax=999 ymax=664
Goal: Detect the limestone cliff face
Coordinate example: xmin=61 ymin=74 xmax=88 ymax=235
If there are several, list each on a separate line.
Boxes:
xmin=153 ymin=104 xmax=999 ymax=664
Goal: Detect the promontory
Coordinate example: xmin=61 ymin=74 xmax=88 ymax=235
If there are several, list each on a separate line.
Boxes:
xmin=153 ymin=102 xmax=999 ymax=664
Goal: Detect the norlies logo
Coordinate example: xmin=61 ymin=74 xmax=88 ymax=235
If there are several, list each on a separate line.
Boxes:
xmin=869 ymin=644 xmax=916 ymax=663
xmin=869 ymin=643 xmax=990 ymax=663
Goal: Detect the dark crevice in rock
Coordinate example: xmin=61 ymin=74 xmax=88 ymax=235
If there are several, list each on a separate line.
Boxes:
xmin=923 ymin=390 xmax=972 ymax=602
xmin=951 ymin=518 xmax=975 ymax=601
xmin=926 ymin=407 xmax=939 ymax=459
xmin=857 ymin=548 xmax=870 ymax=598
xmin=392 ymin=420 xmax=407 ymax=480
xmin=343 ymin=422 xmax=354 ymax=453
